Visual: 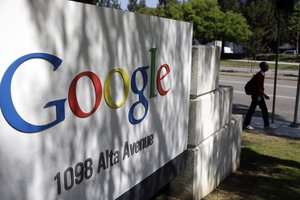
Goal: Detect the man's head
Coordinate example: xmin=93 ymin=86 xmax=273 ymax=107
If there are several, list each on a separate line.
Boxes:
xmin=259 ymin=62 xmax=269 ymax=72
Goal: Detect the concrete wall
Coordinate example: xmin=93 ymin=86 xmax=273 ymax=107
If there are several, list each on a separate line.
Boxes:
xmin=188 ymin=86 xmax=233 ymax=146
xmin=190 ymin=46 xmax=220 ymax=97
xmin=170 ymin=45 xmax=242 ymax=199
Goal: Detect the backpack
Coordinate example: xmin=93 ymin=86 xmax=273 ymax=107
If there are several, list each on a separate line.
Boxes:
xmin=244 ymin=75 xmax=258 ymax=95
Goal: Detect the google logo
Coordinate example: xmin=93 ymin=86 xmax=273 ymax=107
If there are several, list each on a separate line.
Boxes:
xmin=0 ymin=48 xmax=170 ymax=133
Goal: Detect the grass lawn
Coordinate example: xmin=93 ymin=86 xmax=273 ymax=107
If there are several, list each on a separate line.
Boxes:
xmin=221 ymin=60 xmax=299 ymax=71
xmin=204 ymin=131 xmax=300 ymax=200
xmin=154 ymin=131 xmax=300 ymax=200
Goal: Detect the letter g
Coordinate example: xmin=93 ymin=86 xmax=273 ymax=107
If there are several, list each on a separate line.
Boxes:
xmin=0 ymin=53 xmax=66 ymax=133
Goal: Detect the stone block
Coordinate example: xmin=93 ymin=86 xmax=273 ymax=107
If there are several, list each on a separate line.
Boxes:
xmin=169 ymin=115 xmax=242 ymax=200
xmin=188 ymin=86 xmax=233 ymax=147
xmin=190 ymin=45 xmax=221 ymax=97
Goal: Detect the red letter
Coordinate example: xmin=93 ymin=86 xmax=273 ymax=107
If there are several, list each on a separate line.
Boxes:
xmin=157 ymin=64 xmax=170 ymax=96
xmin=68 ymin=71 xmax=102 ymax=118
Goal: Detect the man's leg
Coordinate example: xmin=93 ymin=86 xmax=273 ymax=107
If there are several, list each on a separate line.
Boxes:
xmin=258 ymin=98 xmax=270 ymax=127
xmin=243 ymin=96 xmax=258 ymax=126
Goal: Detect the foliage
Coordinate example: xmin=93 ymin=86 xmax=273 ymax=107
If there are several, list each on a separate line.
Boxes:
xmin=138 ymin=0 xmax=252 ymax=44
xmin=223 ymin=0 xmax=299 ymax=57
xmin=127 ymin=0 xmax=138 ymax=11
xmin=217 ymin=0 xmax=241 ymax=12
xmin=127 ymin=0 xmax=146 ymax=12
xmin=164 ymin=0 xmax=184 ymax=20
xmin=281 ymin=1 xmax=300 ymax=51
xmin=79 ymin=0 xmax=300 ymax=57
xmin=240 ymin=0 xmax=276 ymax=57
xmin=96 ymin=0 xmax=121 ymax=9
xmin=183 ymin=0 xmax=225 ymax=43
xmin=159 ymin=0 xmax=168 ymax=7
xmin=222 ymin=11 xmax=252 ymax=43
xmin=138 ymin=6 xmax=163 ymax=17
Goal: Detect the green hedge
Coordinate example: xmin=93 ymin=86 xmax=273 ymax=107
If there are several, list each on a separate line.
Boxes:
xmin=256 ymin=53 xmax=299 ymax=62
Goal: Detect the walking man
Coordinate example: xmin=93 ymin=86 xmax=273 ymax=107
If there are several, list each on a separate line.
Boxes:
xmin=243 ymin=62 xmax=272 ymax=130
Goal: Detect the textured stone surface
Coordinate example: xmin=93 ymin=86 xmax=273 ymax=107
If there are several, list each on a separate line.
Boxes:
xmin=190 ymin=45 xmax=221 ymax=97
xmin=168 ymin=44 xmax=242 ymax=200
xmin=188 ymin=86 xmax=233 ymax=147
xmin=170 ymin=115 xmax=242 ymax=200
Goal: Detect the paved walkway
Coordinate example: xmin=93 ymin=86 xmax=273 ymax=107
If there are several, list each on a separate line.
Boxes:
xmin=246 ymin=116 xmax=300 ymax=139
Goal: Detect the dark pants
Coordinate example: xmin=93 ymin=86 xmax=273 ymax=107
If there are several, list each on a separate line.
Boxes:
xmin=243 ymin=95 xmax=270 ymax=127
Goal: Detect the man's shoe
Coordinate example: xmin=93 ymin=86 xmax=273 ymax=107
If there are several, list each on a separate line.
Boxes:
xmin=244 ymin=125 xmax=254 ymax=130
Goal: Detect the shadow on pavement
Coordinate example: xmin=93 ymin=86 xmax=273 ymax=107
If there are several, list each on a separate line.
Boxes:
xmin=233 ymin=104 xmax=300 ymax=139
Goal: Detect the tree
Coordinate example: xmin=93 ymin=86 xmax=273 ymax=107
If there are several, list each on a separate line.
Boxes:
xmin=96 ymin=0 xmax=121 ymax=9
xmin=164 ymin=0 xmax=183 ymax=20
xmin=111 ymin=0 xmax=121 ymax=9
xmin=222 ymin=11 xmax=252 ymax=43
xmin=182 ymin=0 xmax=224 ymax=43
xmin=138 ymin=0 xmax=251 ymax=45
xmin=281 ymin=1 xmax=300 ymax=53
xmin=139 ymin=0 xmax=146 ymax=8
xmin=138 ymin=6 xmax=160 ymax=16
xmin=159 ymin=0 xmax=168 ymax=7
xmin=128 ymin=0 xmax=138 ymax=11
xmin=240 ymin=0 xmax=276 ymax=57
xmin=181 ymin=0 xmax=251 ymax=44
xmin=128 ymin=0 xmax=147 ymax=12
xmin=217 ymin=0 xmax=241 ymax=12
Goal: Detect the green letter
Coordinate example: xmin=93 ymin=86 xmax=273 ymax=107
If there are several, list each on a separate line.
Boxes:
xmin=149 ymin=48 xmax=157 ymax=98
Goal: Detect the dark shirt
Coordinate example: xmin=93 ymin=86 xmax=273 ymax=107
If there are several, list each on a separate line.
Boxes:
xmin=255 ymin=71 xmax=265 ymax=96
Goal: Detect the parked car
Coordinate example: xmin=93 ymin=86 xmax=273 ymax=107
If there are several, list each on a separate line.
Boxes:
xmin=224 ymin=47 xmax=233 ymax=54
xmin=283 ymin=50 xmax=298 ymax=55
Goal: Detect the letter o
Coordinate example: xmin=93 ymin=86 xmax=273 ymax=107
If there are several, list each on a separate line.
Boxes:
xmin=68 ymin=71 xmax=102 ymax=118
xmin=104 ymin=68 xmax=129 ymax=109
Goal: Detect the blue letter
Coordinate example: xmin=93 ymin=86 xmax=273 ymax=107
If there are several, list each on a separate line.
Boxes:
xmin=0 ymin=53 xmax=66 ymax=133
xmin=129 ymin=66 xmax=149 ymax=125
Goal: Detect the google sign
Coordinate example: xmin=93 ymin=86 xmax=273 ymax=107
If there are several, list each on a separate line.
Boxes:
xmin=0 ymin=48 xmax=170 ymax=133
xmin=0 ymin=1 xmax=192 ymax=199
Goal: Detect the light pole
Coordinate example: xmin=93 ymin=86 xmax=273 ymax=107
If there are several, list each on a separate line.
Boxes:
xmin=273 ymin=0 xmax=299 ymax=124
xmin=291 ymin=10 xmax=300 ymax=127
xmin=272 ymin=15 xmax=280 ymax=123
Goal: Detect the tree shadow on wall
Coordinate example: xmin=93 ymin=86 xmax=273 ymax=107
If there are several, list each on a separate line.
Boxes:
xmin=7 ymin=1 xmax=193 ymax=200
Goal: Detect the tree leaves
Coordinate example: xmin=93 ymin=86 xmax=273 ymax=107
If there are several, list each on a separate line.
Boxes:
xmin=137 ymin=0 xmax=252 ymax=44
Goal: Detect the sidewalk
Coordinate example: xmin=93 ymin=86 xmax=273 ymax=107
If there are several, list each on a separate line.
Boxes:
xmin=247 ymin=116 xmax=300 ymax=139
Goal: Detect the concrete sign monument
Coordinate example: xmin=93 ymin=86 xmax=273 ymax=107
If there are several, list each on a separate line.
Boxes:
xmin=0 ymin=0 xmax=192 ymax=199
